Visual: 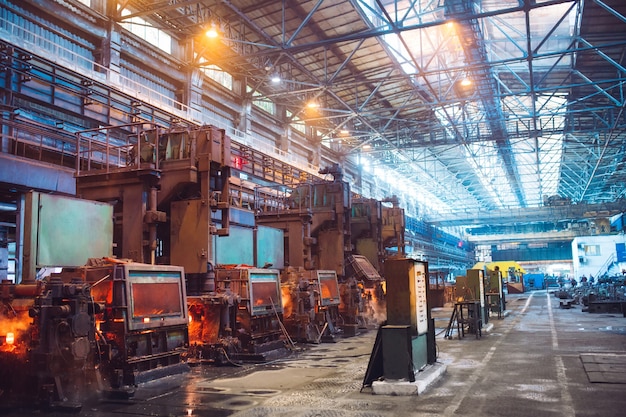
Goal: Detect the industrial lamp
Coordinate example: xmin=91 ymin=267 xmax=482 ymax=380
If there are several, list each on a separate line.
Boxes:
xmin=206 ymin=22 xmax=219 ymax=39
xmin=270 ymin=73 xmax=281 ymax=84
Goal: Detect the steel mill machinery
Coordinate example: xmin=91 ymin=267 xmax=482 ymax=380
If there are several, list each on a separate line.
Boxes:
xmin=0 ymin=192 xmax=189 ymax=409
xmin=75 ymin=123 xmax=231 ymax=265
xmin=278 ymin=268 xmax=342 ymax=343
xmin=255 ymin=164 xmax=383 ymax=339
xmin=0 ymin=277 xmax=97 ymax=410
xmin=187 ymin=266 xmax=286 ymax=363
xmin=350 ymin=196 xmax=406 ymax=272
xmin=350 ymin=196 xmax=406 ymax=326
xmin=53 ymin=260 xmax=189 ymax=389
xmin=75 ymin=124 xmax=287 ymax=362
xmin=0 ymin=191 xmax=110 ymax=411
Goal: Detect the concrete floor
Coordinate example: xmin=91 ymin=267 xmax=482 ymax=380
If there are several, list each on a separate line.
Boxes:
xmin=3 ymin=291 xmax=626 ymax=417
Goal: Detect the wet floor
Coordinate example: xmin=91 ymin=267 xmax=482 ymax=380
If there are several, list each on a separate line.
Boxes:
xmin=2 ymin=291 xmax=626 ymax=417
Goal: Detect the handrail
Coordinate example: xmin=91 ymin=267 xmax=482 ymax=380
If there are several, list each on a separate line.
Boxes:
xmin=74 ymin=123 xmax=162 ymax=175
xmin=595 ymin=252 xmax=617 ymax=278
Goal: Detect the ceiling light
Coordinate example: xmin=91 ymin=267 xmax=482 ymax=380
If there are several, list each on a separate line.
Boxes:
xmin=460 ymin=78 xmax=472 ymax=87
xmin=270 ymin=73 xmax=281 ymax=83
xmin=340 ymin=129 xmax=349 ymax=135
xmin=306 ymin=101 xmax=319 ymax=109
xmin=206 ymin=23 xmax=219 ymax=39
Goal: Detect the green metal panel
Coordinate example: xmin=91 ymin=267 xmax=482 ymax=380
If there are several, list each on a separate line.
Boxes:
xmin=22 ymin=192 xmax=112 ymax=282
xmin=256 ymin=225 xmax=284 ymax=269
xmin=29 ymin=192 xmax=113 ymax=268
xmin=213 ymin=225 xmax=254 ymax=265
xmin=412 ymin=334 xmax=428 ymax=371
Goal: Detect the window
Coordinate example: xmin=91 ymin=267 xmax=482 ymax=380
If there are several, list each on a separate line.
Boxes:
xmin=584 ymin=245 xmax=601 ymax=256
xmin=119 ymin=8 xmax=172 ymax=54
xmin=288 ymin=111 xmax=306 ymax=134
xmin=248 ymin=87 xmax=275 ymax=115
xmin=198 ymin=60 xmax=233 ymax=90
xmin=496 ymin=243 xmax=519 ymax=250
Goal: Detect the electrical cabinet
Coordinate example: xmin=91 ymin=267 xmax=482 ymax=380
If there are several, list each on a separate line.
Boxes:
xmin=383 ymin=258 xmax=433 ymax=374
xmin=485 ymin=269 xmax=504 ymax=318
xmin=385 ymin=258 xmax=429 ymax=335
xmin=458 ymin=269 xmax=487 ymax=324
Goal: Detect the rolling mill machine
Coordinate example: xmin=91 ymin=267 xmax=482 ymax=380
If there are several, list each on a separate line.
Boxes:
xmin=75 ymin=121 xmax=392 ymax=351
xmin=254 ymin=164 xmax=387 ymax=340
xmin=0 ymin=192 xmax=189 ymax=409
xmin=350 ymin=196 xmax=406 ymax=272
xmin=74 ymin=123 xmax=287 ymax=363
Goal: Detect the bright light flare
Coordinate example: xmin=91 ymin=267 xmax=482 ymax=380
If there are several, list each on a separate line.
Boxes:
xmin=205 ymin=24 xmax=219 ymax=39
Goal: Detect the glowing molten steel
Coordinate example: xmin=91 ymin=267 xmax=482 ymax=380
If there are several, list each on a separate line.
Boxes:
xmin=0 ymin=311 xmax=31 ymax=354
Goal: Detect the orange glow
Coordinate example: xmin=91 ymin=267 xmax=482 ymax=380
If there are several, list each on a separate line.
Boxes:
xmin=0 ymin=311 xmax=31 ymax=354
xmin=206 ymin=23 xmax=219 ymax=39
xmin=281 ymin=286 xmax=293 ymax=318
xmin=363 ymin=287 xmax=387 ymax=325
xmin=321 ymin=285 xmax=332 ymax=299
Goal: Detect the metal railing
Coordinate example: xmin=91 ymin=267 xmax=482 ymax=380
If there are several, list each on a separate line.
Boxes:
xmin=0 ymin=118 xmax=76 ymax=167
xmin=75 ymin=123 xmax=162 ymax=175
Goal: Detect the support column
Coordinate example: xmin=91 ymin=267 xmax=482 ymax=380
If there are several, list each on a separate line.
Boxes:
xmin=182 ymin=40 xmax=205 ymax=115
xmin=237 ymin=97 xmax=253 ymax=134
xmin=307 ymin=124 xmax=321 ymax=167
xmin=279 ymin=123 xmax=291 ymax=153
xmin=101 ymin=1 xmax=122 ymax=70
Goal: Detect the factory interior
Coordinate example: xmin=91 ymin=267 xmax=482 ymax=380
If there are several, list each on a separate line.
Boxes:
xmin=1 ymin=0 xmax=626 ymax=416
